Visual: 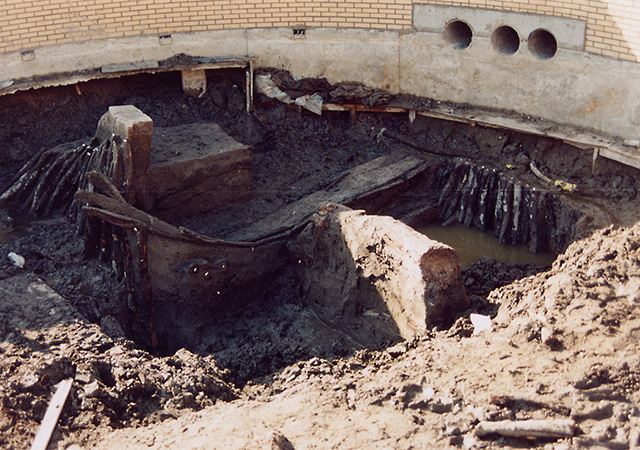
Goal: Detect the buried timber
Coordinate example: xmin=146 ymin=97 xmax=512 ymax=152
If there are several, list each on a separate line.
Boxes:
xmin=1 ymin=74 xmax=640 ymax=449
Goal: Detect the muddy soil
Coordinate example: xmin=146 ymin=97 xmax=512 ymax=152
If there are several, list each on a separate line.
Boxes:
xmin=0 ymin=71 xmax=639 ymax=449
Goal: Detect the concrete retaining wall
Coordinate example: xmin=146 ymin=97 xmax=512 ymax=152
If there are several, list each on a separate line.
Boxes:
xmin=1 ymin=1 xmax=638 ymax=62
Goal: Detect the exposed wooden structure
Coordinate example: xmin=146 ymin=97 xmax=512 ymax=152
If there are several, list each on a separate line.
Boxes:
xmin=293 ymin=203 xmax=469 ymax=344
xmin=76 ymin=151 xmax=433 ymax=351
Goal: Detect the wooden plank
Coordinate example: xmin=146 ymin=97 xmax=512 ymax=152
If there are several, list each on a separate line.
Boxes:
xmin=30 ymin=378 xmax=73 ymax=450
xmin=322 ymin=103 xmax=408 ymax=114
xmin=225 ymin=151 xmax=429 ymax=242
xmin=475 ymin=419 xmax=575 ymax=439
xmin=1 ymin=57 xmax=256 ymax=97
xmin=246 ymin=60 xmax=254 ymax=113
xmin=101 ymin=60 xmax=160 ymax=73
xmin=600 ymin=146 xmax=640 ymax=170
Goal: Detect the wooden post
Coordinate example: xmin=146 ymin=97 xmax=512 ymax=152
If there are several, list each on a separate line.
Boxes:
xmin=246 ymin=60 xmax=254 ymax=113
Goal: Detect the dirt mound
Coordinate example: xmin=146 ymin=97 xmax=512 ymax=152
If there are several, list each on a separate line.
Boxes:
xmin=495 ymin=223 xmax=640 ymax=356
xmin=89 ymin=222 xmax=640 ymax=450
xmin=0 ymin=275 xmax=237 ymax=450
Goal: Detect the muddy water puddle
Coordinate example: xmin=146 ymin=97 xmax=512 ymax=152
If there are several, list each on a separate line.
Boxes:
xmin=418 ymin=224 xmax=557 ymax=269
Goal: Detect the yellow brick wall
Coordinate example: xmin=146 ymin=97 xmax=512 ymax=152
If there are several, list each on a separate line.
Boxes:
xmin=0 ymin=0 xmax=638 ymax=62
xmin=0 ymin=0 xmax=413 ymax=53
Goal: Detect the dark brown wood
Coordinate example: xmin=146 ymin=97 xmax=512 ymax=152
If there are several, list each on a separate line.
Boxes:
xmin=45 ymin=148 xmax=87 ymax=215
xmin=75 ymin=190 xmax=181 ymax=237
xmin=86 ymin=171 xmax=127 ymax=202
xmin=137 ymin=227 xmax=158 ymax=350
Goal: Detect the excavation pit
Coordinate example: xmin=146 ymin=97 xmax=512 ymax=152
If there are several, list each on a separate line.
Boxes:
xmin=69 ymin=106 xmax=473 ymax=353
xmin=3 ymin=71 xmax=640 ymax=450
xmin=1 ymin=0 xmax=640 ymax=443
xmin=0 ymin=71 xmax=637 ymax=383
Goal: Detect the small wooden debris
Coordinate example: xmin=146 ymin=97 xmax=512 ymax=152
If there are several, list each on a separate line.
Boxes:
xmin=489 ymin=394 xmax=571 ymax=416
xmin=30 ymin=378 xmax=73 ymax=450
xmin=475 ymin=419 xmax=575 ymax=439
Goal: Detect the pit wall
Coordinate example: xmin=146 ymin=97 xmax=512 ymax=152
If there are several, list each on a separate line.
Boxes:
xmin=1 ymin=1 xmax=639 ymax=140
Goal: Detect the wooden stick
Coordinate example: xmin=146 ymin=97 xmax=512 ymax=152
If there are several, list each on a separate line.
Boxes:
xmin=30 ymin=378 xmax=73 ymax=450
xmin=529 ymin=161 xmax=577 ymax=193
xmin=75 ymin=190 xmax=179 ymax=237
xmin=475 ymin=419 xmax=575 ymax=439
xmin=489 ymin=394 xmax=571 ymax=416
xmin=82 ymin=206 xmax=139 ymax=230
xmin=45 ymin=148 xmax=87 ymax=215
xmin=30 ymin=152 xmax=71 ymax=214
xmin=10 ymin=146 xmax=49 ymax=184
xmin=0 ymin=150 xmax=56 ymax=205
xmin=86 ymin=171 xmax=127 ymax=203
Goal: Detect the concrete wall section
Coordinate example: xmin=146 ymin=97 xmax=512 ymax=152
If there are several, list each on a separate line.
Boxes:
xmin=420 ymin=0 xmax=640 ymax=63
xmin=1 ymin=27 xmax=639 ymax=141
xmin=2 ymin=30 xmax=249 ymax=81
xmin=399 ymin=31 xmax=640 ymax=139
xmin=414 ymin=5 xmax=587 ymax=51
xmin=247 ymin=28 xmax=401 ymax=93
xmin=245 ymin=27 xmax=640 ymax=139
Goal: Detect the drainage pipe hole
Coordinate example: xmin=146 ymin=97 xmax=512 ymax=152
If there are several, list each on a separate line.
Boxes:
xmin=491 ymin=26 xmax=520 ymax=55
xmin=528 ymin=29 xmax=557 ymax=60
xmin=443 ymin=20 xmax=473 ymax=50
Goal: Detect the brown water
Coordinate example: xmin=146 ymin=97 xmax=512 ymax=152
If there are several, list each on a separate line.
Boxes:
xmin=418 ymin=224 xmax=556 ymax=269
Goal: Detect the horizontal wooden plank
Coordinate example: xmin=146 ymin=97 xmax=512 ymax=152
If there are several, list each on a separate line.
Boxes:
xmin=1 ymin=57 xmax=256 ymax=96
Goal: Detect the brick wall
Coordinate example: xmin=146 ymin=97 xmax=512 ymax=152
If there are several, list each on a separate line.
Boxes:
xmin=0 ymin=0 xmax=638 ymax=62
xmin=0 ymin=0 xmax=412 ymax=53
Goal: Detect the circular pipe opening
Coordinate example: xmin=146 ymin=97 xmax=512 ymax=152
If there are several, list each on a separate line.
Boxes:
xmin=443 ymin=20 xmax=473 ymax=50
xmin=528 ymin=29 xmax=557 ymax=60
xmin=491 ymin=26 xmax=520 ymax=55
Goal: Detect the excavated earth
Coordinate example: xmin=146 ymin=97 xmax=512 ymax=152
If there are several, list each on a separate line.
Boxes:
xmin=0 ymin=71 xmax=639 ymax=450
